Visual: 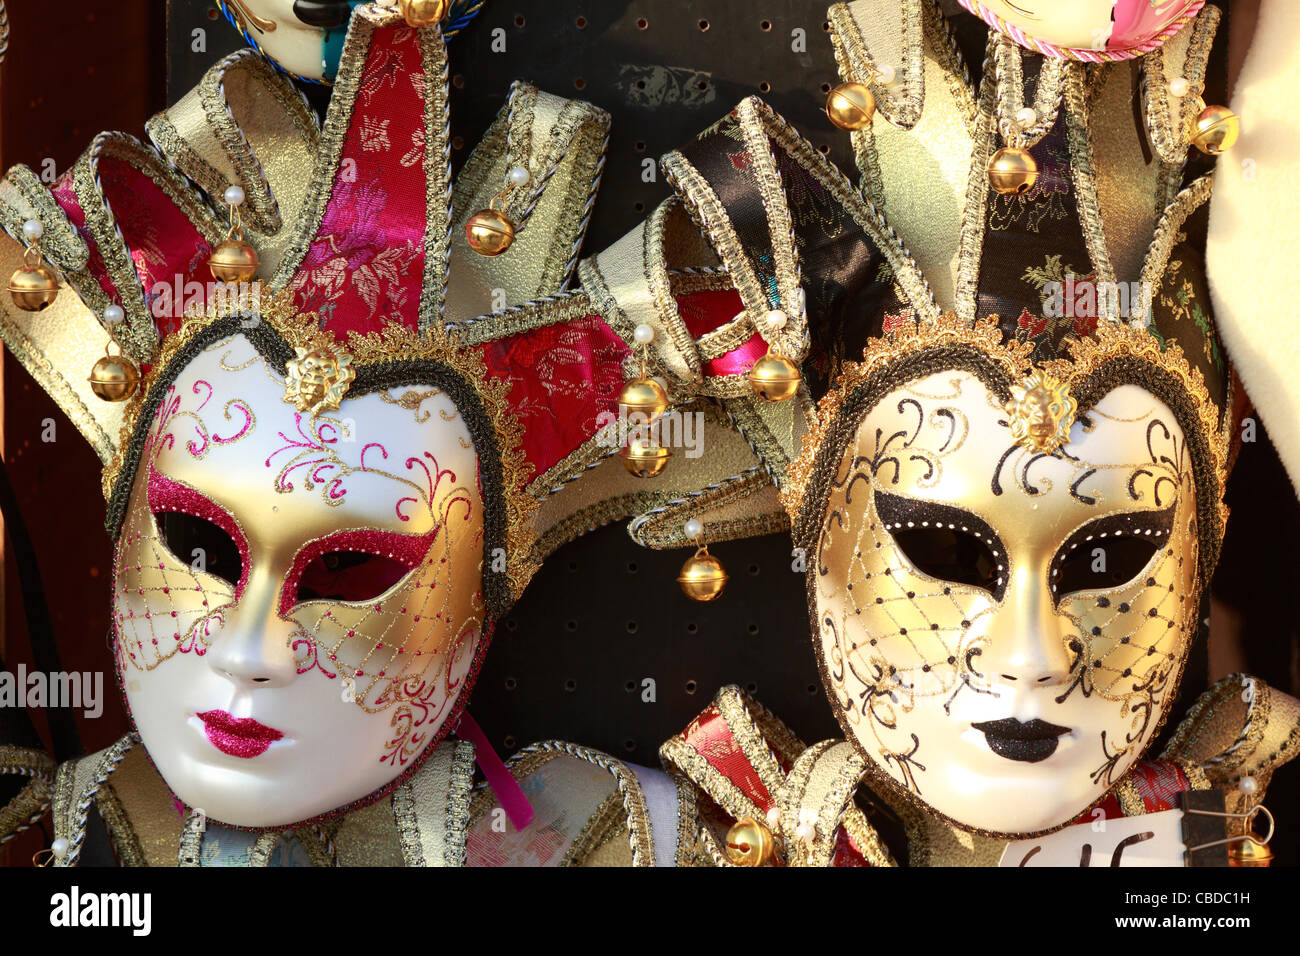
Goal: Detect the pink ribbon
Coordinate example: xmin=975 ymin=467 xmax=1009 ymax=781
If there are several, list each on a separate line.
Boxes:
xmin=456 ymin=711 xmax=535 ymax=831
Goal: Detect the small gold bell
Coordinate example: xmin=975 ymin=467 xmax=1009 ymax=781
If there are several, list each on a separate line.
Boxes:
xmin=987 ymin=146 xmax=1039 ymax=196
xmin=826 ymin=82 xmax=876 ymax=131
xmin=618 ymin=376 xmax=669 ymax=421
xmin=208 ymin=238 xmax=260 ymax=284
xmin=678 ymin=548 xmax=728 ymax=602
xmin=1190 ymin=103 xmax=1240 ymax=155
xmin=399 ymin=0 xmax=448 ymax=27
xmin=724 ymin=817 xmax=776 ymax=867
xmin=88 ymin=354 xmax=140 ymax=403
xmin=466 ymin=209 xmax=517 ymax=257
xmin=1229 ymin=837 xmax=1273 ymax=867
xmin=622 ymin=436 xmax=671 ymax=478
xmin=8 ymin=263 xmax=60 ymax=312
xmin=748 ymin=353 xmax=801 ymax=402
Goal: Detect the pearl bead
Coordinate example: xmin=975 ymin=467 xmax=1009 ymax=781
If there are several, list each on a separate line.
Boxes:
xmin=1170 ymin=76 xmax=1190 ymax=98
xmin=763 ymin=309 xmax=788 ymax=330
xmin=103 ymin=304 xmax=125 ymax=325
xmin=51 ymin=838 xmax=68 ymax=859
xmin=795 ymin=821 xmax=815 ymax=840
xmin=765 ymin=806 xmax=781 ymax=828
xmin=507 ymin=166 xmax=531 ymax=188
xmin=1238 ymin=775 xmax=1258 ymax=796
xmin=633 ymin=323 xmax=655 ymax=345
xmin=877 ymin=64 xmax=896 ymax=86
xmin=22 ymin=219 xmax=43 ymax=242
xmin=1015 ymin=107 xmax=1038 ymax=128
xmin=684 ymin=519 xmax=703 ymax=540
xmin=223 ymin=185 xmax=246 ymax=207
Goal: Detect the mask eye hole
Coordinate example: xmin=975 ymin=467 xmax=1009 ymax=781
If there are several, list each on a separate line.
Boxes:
xmin=874 ymin=490 xmax=1007 ymax=599
xmin=154 ymin=512 xmax=242 ymax=588
xmin=1050 ymin=507 xmax=1175 ymax=601
xmin=296 ymin=552 xmax=412 ymax=605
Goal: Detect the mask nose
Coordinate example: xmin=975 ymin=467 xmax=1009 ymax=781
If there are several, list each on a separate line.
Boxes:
xmin=978 ymin=561 xmax=1076 ymax=687
xmin=292 ymin=0 xmax=353 ymax=28
xmin=207 ymin=562 xmax=300 ymax=688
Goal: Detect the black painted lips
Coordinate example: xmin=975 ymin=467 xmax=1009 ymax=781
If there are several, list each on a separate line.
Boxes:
xmin=971 ymin=718 xmax=1071 ymax=763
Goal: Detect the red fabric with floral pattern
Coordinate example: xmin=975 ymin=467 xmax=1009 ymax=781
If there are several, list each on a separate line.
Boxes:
xmin=677 ymin=287 xmax=769 ymax=378
xmin=678 ymin=703 xmax=777 ymax=813
xmin=1071 ymin=760 xmax=1193 ymax=823
xmin=477 ymin=313 xmax=629 ymax=483
xmin=291 ymin=24 xmax=430 ymax=337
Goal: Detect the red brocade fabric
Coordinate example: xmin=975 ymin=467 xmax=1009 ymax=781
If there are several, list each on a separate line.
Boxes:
xmin=291 ymin=25 xmax=430 ymax=337
xmin=1072 ymin=760 xmax=1193 ymax=823
xmin=676 ymin=287 xmax=768 ymax=377
xmin=477 ymin=313 xmax=629 ymax=482
xmin=52 ymin=161 xmax=217 ymax=339
xmin=679 ymin=704 xmax=777 ymax=813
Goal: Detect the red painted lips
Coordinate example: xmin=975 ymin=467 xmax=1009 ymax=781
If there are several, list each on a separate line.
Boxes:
xmin=197 ymin=710 xmax=284 ymax=758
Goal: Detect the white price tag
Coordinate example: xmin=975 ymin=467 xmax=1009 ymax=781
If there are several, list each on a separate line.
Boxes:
xmin=998 ymin=809 xmax=1187 ymax=867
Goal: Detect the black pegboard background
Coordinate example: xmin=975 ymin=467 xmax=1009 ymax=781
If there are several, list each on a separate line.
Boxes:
xmin=162 ymin=2 xmax=1298 ymax=865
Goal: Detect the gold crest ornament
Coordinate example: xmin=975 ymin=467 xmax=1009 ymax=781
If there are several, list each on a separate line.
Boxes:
xmin=1005 ymin=368 xmax=1077 ymax=454
xmin=398 ymin=0 xmax=449 ymax=28
xmin=748 ymin=352 xmax=801 ymax=402
xmin=88 ymin=305 xmax=140 ymax=403
xmin=622 ymin=435 xmax=671 ymax=478
xmin=1190 ymin=101 xmax=1240 ymax=156
xmin=284 ymin=344 xmax=357 ymax=416
xmin=465 ymin=164 xmax=532 ymax=257
xmin=826 ymin=82 xmax=876 ymax=131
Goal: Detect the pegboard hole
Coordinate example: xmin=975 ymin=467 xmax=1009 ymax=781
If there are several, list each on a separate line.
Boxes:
xmin=568 ymin=560 xmax=579 ymax=572
xmin=633 ymin=201 xmax=646 ymax=213
xmin=745 ymin=682 xmax=758 ymax=694
xmin=696 ymin=80 xmax=709 ymax=91
xmin=747 ymin=623 xmax=760 ymax=635
xmin=565 ymin=619 xmax=578 ymax=632
xmin=626 ymin=620 xmax=639 ymax=634
xmin=514 ymin=15 xmax=526 ymax=28
xmin=634 ymin=140 xmax=647 ymax=152
xmin=823 ymin=20 xmax=832 ymax=32
xmin=623 ymin=739 xmax=637 ymax=752
xmin=625 ymin=680 xmax=637 ymax=693
xmin=820 ymin=82 xmax=833 ymax=93
xmin=504 ymin=677 xmax=518 ymax=691
xmin=759 ymin=81 xmax=772 ymax=93
xmin=575 ymin=16 xmax=588 ymax=29
xmin=207 ymin=7 xmax=219 ymax=19
xmin=685 ymin=622 xmax=698 ymax=634
xmin=636 ymin=79 xmax=647 ymax=90
xmin=760 ymin=19 xmax=772 ymax=32
xmin=819 ymin=144 xmax=832 ymax=155
xmin=698 ymin=19 xmax=710 ymax=31
xmin=685 ymin=679 xmax=698 ymax=695
xmin=627 ymin=561 xmax=639 ymax=573
xmin=807 ymin=683 xmax=819 ymax=695
xmin=564 ymin=678 xmax=578 ymax=692
xmin=505 ymin=618 xmax=518 ymax=632
xmin=637 ymin=17 xmax=649 ymax=30
xmin=503 ymin=735 xmax=517 ymax=749
xmin=575 ymin=77 xmax=587 ymax=90
xmin=452 ymin=74 xmax=465 ymax=89
xmin=748 ymin=563 xmax=760 ymax=575
xmin=452 ymin=135 xmax=465 ymax=151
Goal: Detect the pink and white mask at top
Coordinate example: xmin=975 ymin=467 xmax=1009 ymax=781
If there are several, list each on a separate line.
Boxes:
xmin=112 ymin=332 xmax=484 ymax=828
xmin=957 ymin=1 xmax=1204 ymax=59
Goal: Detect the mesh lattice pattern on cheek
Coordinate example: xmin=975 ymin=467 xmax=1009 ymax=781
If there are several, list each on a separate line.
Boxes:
xmin=288 ymin=519 xmax=484 ymax=718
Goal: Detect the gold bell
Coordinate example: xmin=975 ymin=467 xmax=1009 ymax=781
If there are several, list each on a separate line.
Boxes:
xmin=988 ymin=146 xmax=1038 ymax=196
xmin=748 ymin=353 xmax=801 ymax=402
xmin=89 ymin=353 xmax=140 ymax=403
xmin=466 ymin=208 xmax=517 ymax=258
xmin=622 ymin=436 xmax=671 ymax=478
xmin=399 ymin=0 xmax=448 ymax=27
xmin=619 ymin=376 xmax=669 ymax=421
xmin=724 ymin=817 xmax=776 ymax=867
xmin=208 ymin=238 xmax=260 ymax=284
xmin=826 ymin=82 xmax=876 ymax=132
xmin=1190 ymin=103 xmax=1240 ymax=156
xmin=678 ymin=547 xmax=728 ymax=602
xmin=1229 ymin=837 xmax=1273 ymax=867
xmin=8 ymin=263 xmax=60 ymax=312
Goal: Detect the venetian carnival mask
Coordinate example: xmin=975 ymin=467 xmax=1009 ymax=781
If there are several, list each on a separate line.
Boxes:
xmin=111 ymin=325 xmax=487 ymax=827
xmin=957 ymin=0 xmax=1205 ymax=58
xmin=785 ymin=318 xmax=1228 ymax=837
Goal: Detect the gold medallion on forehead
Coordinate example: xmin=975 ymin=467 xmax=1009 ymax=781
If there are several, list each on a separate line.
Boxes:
xmin=284 ymin=345 xmax=357 ymax=417
xmin=1005 ymin=368 xmax=1077 ymax=455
